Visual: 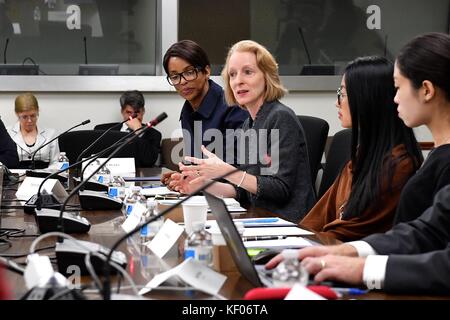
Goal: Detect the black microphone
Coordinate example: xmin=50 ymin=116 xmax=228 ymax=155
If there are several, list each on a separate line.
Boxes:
xmin=75 ymin=114 xmax=138 ymax=166
xmin=83 ymin=36 xmax=88 ymax=65
xmin=30 ymin=119 xmax=91 ymax=170
xmin=101 ymin=161 xmax=258 ymax=300
xmin=79 ymin=113 xmax=166 ymax=181
xmin=58 ymin=112 xmax=168 ymax=232
xmin=298 ymin=27 xmax=312 ymax=65
xmin=3 ymin=38 xmax=9 ymax=64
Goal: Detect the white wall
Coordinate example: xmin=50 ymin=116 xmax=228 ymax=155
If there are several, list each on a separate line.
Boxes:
xmin=0 ymin=90 xmax=432 ymax=142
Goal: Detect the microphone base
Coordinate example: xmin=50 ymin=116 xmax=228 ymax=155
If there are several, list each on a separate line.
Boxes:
xmin=26 ymin=169 xmax=68 ymax=184
xmin=78 ymin=190 xmax=123 ymax=210
xmin=21 ymin=286 xmax=87 ymax=300
xmin=55 ymin=239 xmax=127 ymax=276
xmin=35 ymin=208 xmax=91 ymax=234
xmin=24 ymin=194 xmax=62 ymax=214
xmin=73 ymin=177 xmax=108 ymax=192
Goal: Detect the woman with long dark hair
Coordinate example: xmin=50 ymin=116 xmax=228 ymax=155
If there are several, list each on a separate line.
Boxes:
xmin=300 ymin=56 xmax=423 ymax=241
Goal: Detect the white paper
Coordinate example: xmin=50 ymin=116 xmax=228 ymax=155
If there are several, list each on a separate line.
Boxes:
xmin=121 ymin=203 xmax=147 ymax=233
xmin=285 ymin=284 xmax=326 ymax=300
xmin=16 ymin=177 xmax=68 ymax=202
xmin=140 ymin=186 xmax=179 ymax=197
xmin=139 ymin=258 xmax=227 ymax=297
xmin=148 ymin=219 xmax=184 ymax=258
xmin=243 ymin=227 xmax=313 ymax=237
xmin=243 ymin=237 xmax=314 ymax=249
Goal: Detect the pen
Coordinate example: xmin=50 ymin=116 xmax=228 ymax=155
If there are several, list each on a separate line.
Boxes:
xmin=331 ymin=287 xmax=368 ymax=295
xmin=243 ymin=235 xmax=286 ymax=241
xmin=242 ymin=218 xmax=279 ymax=224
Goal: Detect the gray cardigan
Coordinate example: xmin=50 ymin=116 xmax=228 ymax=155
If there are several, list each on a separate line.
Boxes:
xmin=235 ymin=100 xmax=315 ymax=222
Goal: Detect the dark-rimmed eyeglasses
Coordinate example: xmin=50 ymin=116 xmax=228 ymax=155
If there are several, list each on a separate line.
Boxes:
xmin=337 ymin=87 xmax=347 ymax=105
xmin=166 ymin=68 xmax=199 ymax=86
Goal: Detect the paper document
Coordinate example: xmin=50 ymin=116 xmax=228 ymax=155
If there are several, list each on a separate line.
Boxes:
xmin=243 ymin=227 xmax=313 ymax=237
xmin=243 ymin=237 xmax=314 ymax=249
xmin=140 ymin=186 xmax=180 ymax=197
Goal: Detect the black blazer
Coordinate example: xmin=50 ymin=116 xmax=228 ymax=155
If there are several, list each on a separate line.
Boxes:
xmin=0 ymin=119 xmax=19 ymax=168
xmin=94 ymin=122 xmax=161 ymax=168
xmin=364 ymin=184 xmax=450 ymax=294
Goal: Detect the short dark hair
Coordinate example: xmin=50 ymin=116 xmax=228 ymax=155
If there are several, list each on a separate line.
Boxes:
xmin=163 ymin=40 xmax=210 ymax=75
xmin=120 ymin=90 xmax=145 ymax=112
xmin=397 ymin=32 xmax=450 ymax=101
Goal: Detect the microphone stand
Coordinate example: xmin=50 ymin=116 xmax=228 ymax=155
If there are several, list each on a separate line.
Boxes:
xmin=29 ymin=119 xmax=91 ymax=170
xmin=101 ymin=163 xmax=256 ymax=300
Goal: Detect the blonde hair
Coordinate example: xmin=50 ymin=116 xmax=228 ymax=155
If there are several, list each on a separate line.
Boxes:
xmin=15 ymin=92 xmax=39 ymax=114
xmin=221 ymin=40 xmax=287 ymax=106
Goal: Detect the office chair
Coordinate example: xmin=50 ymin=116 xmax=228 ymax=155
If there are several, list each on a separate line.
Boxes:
xmin=297 ymin=115 xmax=329 ymax=185
xmin=317 ymin=128 xmax=352 ymax=198
xmin=58 ymin=130 xmax=137 ymax=166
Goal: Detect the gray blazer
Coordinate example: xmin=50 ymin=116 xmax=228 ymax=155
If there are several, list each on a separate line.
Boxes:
xmin=235 ymin=100 xmax=315 ymax=223
xmin=364 ymin=184 xmax=450 ymax=294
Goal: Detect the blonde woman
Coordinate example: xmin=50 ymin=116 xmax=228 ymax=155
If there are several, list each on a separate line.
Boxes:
xmin=8 ymin=93 xmax=60 ymax=169
xmin=170 ymin=40 xmax=315 ymax=222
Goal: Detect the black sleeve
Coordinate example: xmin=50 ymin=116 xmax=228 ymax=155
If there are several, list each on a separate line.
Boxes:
xmin=0 ymin=119 xmax=19 ymax=168
xmin=133 ymin=128 xmax=162 ymax=167
xmin=364 ymin=185 xmax=450 ymax=255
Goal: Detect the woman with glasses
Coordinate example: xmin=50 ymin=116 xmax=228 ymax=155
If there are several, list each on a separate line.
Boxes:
xmin=160 ymin=40 xmax=248 ymax=185
xmin=7 ymin=92 xmax=60 ymax=169
xmin=299 ymin=56 xmax=423 ymax=241
xmin=171 ymin=40 xmax=316 ymax=223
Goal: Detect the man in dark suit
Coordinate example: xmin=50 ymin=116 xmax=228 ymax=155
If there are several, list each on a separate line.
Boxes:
xmin=94 ymin=90 xmax=161 ymax=168
xmin=0 ymin=117 xmax=19 ymax=168
xmin=266 ymin=184 xmax=450 ymax=294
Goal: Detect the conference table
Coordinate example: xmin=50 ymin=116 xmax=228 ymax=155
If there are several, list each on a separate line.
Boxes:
xmin=1 ymin=168 xmax=449 ymax=301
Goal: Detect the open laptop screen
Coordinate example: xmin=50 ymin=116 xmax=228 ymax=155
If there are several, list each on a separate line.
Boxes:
xmin=204 ymin=192 xmax=263 ymax=287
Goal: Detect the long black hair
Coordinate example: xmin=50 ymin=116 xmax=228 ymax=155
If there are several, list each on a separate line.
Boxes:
xmin=342 ymin=56 xmax=423 ymax=219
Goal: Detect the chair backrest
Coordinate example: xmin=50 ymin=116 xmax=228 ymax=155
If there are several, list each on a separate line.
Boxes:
xmin=297 ymin=115 xmax=329 ymax=184
xmin=58 ymin=130 xmax=137 ymax=165
xmin=160 ymin=137 xmax=183 ymax=171
xmin=318 ymin=128 xmax=352 ymax=198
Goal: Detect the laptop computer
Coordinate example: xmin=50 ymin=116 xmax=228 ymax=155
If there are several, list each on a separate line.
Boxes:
xmin=204 ymin=192 xmax=279 ymax=287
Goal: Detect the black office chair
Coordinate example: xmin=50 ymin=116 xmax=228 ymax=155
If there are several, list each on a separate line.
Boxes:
xmin=58 ymin=130 xmax=137 ymax=166
xmin=297 ymin=115 xmax=329 ymax=185
xmin=318 ymin=128 xmax=352 ymax=198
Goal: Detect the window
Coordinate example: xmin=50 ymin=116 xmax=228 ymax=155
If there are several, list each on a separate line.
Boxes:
xmin=0 ymin=0 xmax=157 ymax=75
xmin=179 ymin=0 xmax=450 ymax=75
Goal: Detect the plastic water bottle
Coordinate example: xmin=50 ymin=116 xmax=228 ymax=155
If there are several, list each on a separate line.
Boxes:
xmin=272 ymin=249 xmax=309 ymax=287
xmin=33 ymin=6 xmax=41 ymax=21
xmin=145 ymin=198 xmax=163 ymax=239
xmin=95 ymin=163 xmax=111 ymax=185
xmin=183 ymin=222 xmax=213 ymax=267
xmin=57 ymin=152 xmax=70 ymax=188
xmin=123 ymin=186 xmax=146 ymax=217
xmin=108 ymin=176 xmax=126 ymax=200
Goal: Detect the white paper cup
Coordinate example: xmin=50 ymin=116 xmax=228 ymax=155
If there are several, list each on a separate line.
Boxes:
xmin=182 ymin=196 xmax=208 ymax=235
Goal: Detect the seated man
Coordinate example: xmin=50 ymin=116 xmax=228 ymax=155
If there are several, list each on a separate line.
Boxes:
xmin=94 ymin=90 xmax=161 ymax=168
xmin=0 ymin=117 xmax=19 ymax=168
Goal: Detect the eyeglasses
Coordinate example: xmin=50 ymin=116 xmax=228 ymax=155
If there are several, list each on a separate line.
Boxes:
xmin=18 ymin=114 xmax=38 ymax=121
xmin=337 ymin=87 xmax=347 ymax=105
xmin=166 ymin=67 xmax=199 ymax=86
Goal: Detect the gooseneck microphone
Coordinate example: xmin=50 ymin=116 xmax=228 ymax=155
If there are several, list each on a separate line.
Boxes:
xmin=83 ymin=36 xmax=88 ymax=65
xmin=75 ymin=114 xmax=137 ymax=166
xmin=298 ymin=27 xmax=312 ymax=65
xmin=58 ymin=112 xmax=168 ymax=231
xmin=30 ymin=119 xmax=91 ymax=170
xmin=3 ymin=38 xmax=9 ymax=64
xmin=79 ymin=113 xmax=167 ymax=181
xmin=102 ymin=162 xmax=257 ymax=300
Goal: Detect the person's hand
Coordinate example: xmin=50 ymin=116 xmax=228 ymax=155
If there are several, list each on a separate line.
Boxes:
xmin=168 ymin=170 xmax=208 ymax=195
xmin=265 ymin=244 xmax=357 ymax=270
xmin=126 ymin=117 xmax=142 ymax=131
xmin=161 ymin=171 xmax=176 ymax=186
xmin=181 ymin=145 xmax=234 ymax=183
xmin=301 ymin=255 xmax=366 ymax=286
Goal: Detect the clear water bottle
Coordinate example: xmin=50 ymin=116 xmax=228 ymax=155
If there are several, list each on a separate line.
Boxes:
xmin=123 ymin=186 xmax=146 ymax=217
xmin=145 ymin=198 xmax=163 ymax=239
xmin=272 ymin=249 xmax=309 ymax=287
xmin=57 ymin=152 xmax=70 ymax=188
xmin=183 ymin=222 xmax=213 ymax=267
xmin=95 ymin=163 xmax=111 ymax=185
xmin=33 ymin=6 xmax=41 ymax=21
xmin=139 ymin=209 xmax=151 ymax=245
xmin=108 ymin=176 xmax=126 ymax=200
